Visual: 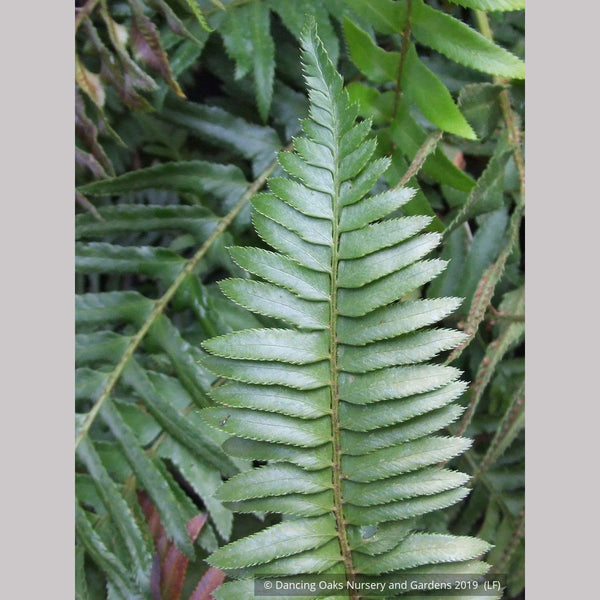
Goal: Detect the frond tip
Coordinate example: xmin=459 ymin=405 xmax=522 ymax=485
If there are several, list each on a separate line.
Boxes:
xmin=201 ymin=21 xmax=489 ymax=594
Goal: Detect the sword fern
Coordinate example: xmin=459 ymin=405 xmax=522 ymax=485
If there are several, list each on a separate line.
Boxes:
xmin=200 ymin=23 xmax=491 ymax=598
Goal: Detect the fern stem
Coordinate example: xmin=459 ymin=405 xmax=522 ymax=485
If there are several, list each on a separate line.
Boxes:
xmin=444 ymin=200 xmax=523 ymax=364
xmin=474 ymin=382 xmax=525 ymax=480
xmin=396 ymin=130 xmax=443 ymax=188
xmin=75 ymin=0 xmax=101 ymax=31
xmin=462 ymin=452 xmax=516 ymax=529
xmin=330 ymin=143 xmax=358 ymax=599
xmin=487 ymin=310 xmax=524 ymax=323
xmin=474 ymin=10 xmax=525 ymax=200
xmin=74 ymin=148 xmax=287 ymax=451
xmin=455 ymin=310 xmax=523 ymax=437
xmin=76 ymin=191 xmax=104 ymax=222
xmin=491 ymin=506 xmax=524 ymax=575
xmin=392 ymin=0 xmax=413 ymax=121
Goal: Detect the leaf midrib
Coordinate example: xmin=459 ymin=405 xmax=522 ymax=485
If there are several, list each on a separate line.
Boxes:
xmin=326 ymin=85 xmax=358 ymax=595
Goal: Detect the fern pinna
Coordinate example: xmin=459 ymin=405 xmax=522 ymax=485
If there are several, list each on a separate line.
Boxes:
xmin=200 ymin=24 xmax=491 ymax=599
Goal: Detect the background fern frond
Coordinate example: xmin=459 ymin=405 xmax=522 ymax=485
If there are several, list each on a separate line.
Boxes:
xmin=75 ymin=108 xmax=289 ymax=593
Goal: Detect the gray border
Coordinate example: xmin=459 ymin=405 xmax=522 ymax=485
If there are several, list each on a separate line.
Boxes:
xmin=526 ymin=0 xmax=598 ymax=597
xmin=3 ymin=2 xmax=73 ymax=597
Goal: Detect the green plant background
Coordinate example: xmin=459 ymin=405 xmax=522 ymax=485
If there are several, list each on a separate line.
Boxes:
xmin=75 ymin=1 xmax=524 ymax=598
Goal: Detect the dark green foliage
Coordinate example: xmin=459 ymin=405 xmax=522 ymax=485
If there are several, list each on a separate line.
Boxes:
xmin=75 ymin=1 xmax=524 ymax=598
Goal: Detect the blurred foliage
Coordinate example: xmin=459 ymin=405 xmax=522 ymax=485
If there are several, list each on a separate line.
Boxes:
xmin=75 ymin=0 xmax=524 ymax=598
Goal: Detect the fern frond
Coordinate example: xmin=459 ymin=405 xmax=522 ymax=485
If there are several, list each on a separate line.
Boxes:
xmin=75 ymin=145 xmax=287 ymax=594
xmin=201 ymin=23 xmax=490 ymax=596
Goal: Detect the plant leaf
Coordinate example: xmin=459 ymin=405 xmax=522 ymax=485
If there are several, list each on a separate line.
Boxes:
xmin=129 ymin=0 xmax=186 ymax=98
xmin=75 ymin=504 xmax=146 ymax=599
xmin=161 ymin=99 xmax=281 ymax=176
xmin=98 ymin=400 xmax=195 ymax=559
xmin=411 ymin=0 xmax=525 ymax=79
xmin=76 ymin=437 xmax=153 ymax=593
xmin=458 ymin=83 xmax=504 ymax=139
xmin=447 ymin=0 xmax=525 ymax=11
xmin=200 ymin=22 xmax=484 ymax=583
xmin=78 ymin=160 xmax=248 ymax=208
xmin=76 ymin=54 xmax=105 ymax=109
xmin=219 ymin=3 xmax=275 ymax=121
xmin=189 ymin=567 xmax=226 ymax=600
xmin=181 ymin=0 xmax=213 ymax=32
xmin=207 ymin=516 xmax=337 ymax=569
xmin=343 ymin=0 xmax=408 ymax=34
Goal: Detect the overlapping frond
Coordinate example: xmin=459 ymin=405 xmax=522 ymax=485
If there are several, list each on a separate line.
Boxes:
xmin=75 ymin=113 xmax=284 ymax=595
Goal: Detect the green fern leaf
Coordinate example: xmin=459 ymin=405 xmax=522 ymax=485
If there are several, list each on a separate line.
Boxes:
xmin=343 ymin=0 xmax=408 ymax=35
xmin=181 ymin=0 xmax=213 ymax=32
xmin=411 ymin=0 xmax=525 ymax=79
xmin=219 ymin=3 xmax=274 ymax=121
xmin=343 ymin=18 xmax=476 ymax=139
xmin=447 ymin=0 xmax=525 ymax=11
xmin=457 ymin=83 xmax=504 ymax=140
xmin=270 ymin=0 xmax=340 ymax=65
xmin=76 ymin=437 xmax=153 ymax=591
xmin=75 ymin=151 xmax=279 ymax=591
xmin=200 ymin=22 xmax=489 ymax=594
xmin=75 ymin=504 xmax=146 ymax=599
xmin=445 ymin=134 xmax=513 ymax=234
xmin=78 ymin=160 xmax=248 ymax=207
xmin=161 ymin=100 xmax=281 ymax=175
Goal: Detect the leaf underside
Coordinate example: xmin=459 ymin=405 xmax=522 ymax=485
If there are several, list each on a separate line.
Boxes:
xmin=201 ymin=23 xmax=490 ymax=594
